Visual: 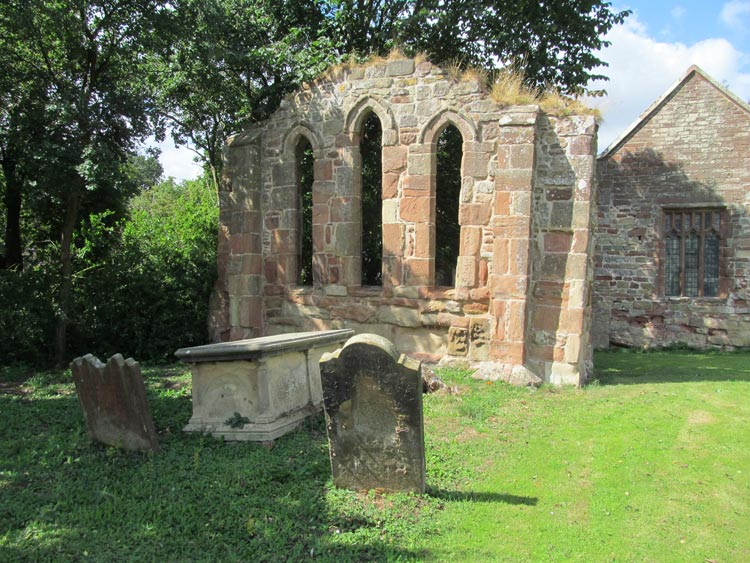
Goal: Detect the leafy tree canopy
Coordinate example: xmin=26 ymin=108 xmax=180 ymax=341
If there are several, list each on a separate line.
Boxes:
xmin=157 ymin=0 xmax=629 ymax=184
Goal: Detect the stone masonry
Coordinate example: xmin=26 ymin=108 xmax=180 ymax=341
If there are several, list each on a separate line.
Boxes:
xmin=210 ymin=58 xmax=598 ymax=385
xmin=595 ymin=66 xmax=750 ymax=349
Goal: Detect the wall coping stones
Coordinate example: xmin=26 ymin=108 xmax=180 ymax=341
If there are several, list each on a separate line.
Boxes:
xmin=175 ymin=329 xmax=354 ymax=362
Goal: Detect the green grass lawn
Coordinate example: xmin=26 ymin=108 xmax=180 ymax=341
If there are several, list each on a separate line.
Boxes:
xmin=1 ymin=350 xmax=749 ymax=562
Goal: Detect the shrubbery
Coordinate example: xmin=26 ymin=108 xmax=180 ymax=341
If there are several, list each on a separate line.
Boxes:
xmin=0 ymin=176 xmax=218 ymax=366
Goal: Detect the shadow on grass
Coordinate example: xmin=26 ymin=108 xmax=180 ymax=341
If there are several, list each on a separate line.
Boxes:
xmin=593 ymin=350 xmax=750 ymax=385
xmin=428 ymin=488 xmax=537 ymax=505
xmin=0 ymin=387 xmax=425 ymax=563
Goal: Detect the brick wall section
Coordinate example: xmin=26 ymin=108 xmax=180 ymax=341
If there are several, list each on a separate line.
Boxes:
xmin=594 ymin=70 xmax=750 ymax=349
xmin=213 ymin=58 xmax=598 ymax=384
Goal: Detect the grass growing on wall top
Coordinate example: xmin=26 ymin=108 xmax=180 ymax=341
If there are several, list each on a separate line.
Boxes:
xmin=1 ymin=350 xmax=749 ymax=562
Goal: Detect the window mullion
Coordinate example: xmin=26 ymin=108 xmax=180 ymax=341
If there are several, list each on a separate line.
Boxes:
xmin=679 ymin=212 xmax=685 ymax=296
xmin=698 ymin=211 xmax=705 ymax=297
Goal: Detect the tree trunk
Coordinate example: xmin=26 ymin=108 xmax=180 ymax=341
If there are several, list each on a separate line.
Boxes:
xmin=2 ymin=157 xmax=23 ymax=270
xmin=54 ymin=181 xmax=83 ymax=368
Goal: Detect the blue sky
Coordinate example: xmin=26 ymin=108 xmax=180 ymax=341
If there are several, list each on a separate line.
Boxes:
xmin=154 ymin=2 xmax=750 ymax=179
xmin=589 ymin=0 xmax=750 ymax=150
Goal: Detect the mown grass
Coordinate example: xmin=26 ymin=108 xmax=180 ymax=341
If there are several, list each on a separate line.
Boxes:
xmin=2 ymin=350 xmax=749 ymax=562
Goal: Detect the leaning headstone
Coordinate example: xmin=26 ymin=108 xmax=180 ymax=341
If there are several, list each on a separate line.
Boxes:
xmin=319 ymin=334 xmax=425 ymax=493
xmin=71 ymin=354 xmax=159 ymax=452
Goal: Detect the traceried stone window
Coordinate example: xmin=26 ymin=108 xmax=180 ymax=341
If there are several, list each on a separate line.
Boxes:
xmin=296 ymin=137 xmax=314 ymax=285
xmin=434 ymin=124 xmax=462 ymax=286
xmin=664 ymin=209 xmax=721 ymax=297
xmin=360 ymin=112 xmax=383 ymax=286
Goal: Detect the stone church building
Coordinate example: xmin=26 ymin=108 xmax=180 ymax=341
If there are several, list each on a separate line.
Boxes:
xmin=209 ymin=57 xmax=598 ymax=385
xmin=208 ymin=59 xmax=750 ymax=386
xmin=594 ymin=66 xmax=750 ymax=350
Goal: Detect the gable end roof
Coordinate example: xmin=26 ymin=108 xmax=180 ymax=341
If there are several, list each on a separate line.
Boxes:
xmin=598 ymin=65 xmax=750 ymax=159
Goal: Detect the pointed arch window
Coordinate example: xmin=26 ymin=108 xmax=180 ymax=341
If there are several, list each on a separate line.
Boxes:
xmin=434 ymin=124 xmax=463 ymax=287
xmin=295 ymin=137 xmax=314 ymax=285
xmin=360 ymin=112 xmax=383 ymax=286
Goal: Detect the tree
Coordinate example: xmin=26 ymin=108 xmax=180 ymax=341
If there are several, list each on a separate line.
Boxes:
xmin=158 ymin=0 xmax=628 ymax=185
xmin=0 ymin=0 xmax=166 ymax=366
xmin=329 ymin=0 xmax=630 ymax=95
xmin=155 ymin=0 xmax=338 ymax=190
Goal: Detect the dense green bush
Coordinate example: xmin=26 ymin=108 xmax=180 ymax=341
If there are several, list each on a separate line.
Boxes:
xmin=0 ymin=259 xmax=58 ymax=364
xmin=0 ymin=176 xmax=218 ymax=366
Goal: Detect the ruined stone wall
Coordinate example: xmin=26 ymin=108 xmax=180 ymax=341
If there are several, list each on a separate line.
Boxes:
xmin=212 ymin=58 xmax=598 ymax=384
xmin=594 ymin=71 xmax=750 ymax=349
xmin=528 ymin=115 xmax=598 ymax=383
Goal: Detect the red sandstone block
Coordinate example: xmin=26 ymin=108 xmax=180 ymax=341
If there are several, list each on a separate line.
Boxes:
xmin=507 ymin=300 xmax=526 ymax=340
xmin=383 ymin=173 xmax=400 ymax=199
xmin=561 ymin=308 xmax=584 ymax=333
xmin=460 ymin=226 xmax=482 ymax=255
xmin=471 ymin=286 xmax=490 ymax=301
xmin=242 ymin=212 xmax=261 ymax=234
xmin=544 ymin=232 xmax=572 ymax=253
xmin=330 ymin=197 xmax=356 ymax=222
xmin=510 ymin=144 xmax=535 ymax=169
xmin=492 ymin=216 xmax=530 ymax=238
xmin=489 ymin=274 xmax=526 ymax=299
xmin=312 ymin=225 xmax=325 ymax=252
xmin=532 ymin=305 xmax=562 ymax=332
xmin=508 ymin=239 xmax=530 ymax=276
xmin=491 ymin=300 xmax=506 ymax=340
xmin=331 ymin=304 xmax=375 ymax=323
xmin=457 ymin=256 xmax=477 ymax=287
xmin=437 ymin=313 xmax=469 ymax=328
xmin=239 ymin=296 xmax=263 ymax=328
xmin=492 ymin=239 xmax=509 ymax=275
xmin=400 ymin=197 xmax=432 ymax=223
xmin=402 ymin=174 xmax=432 ymax=195
xmin=495 ymin=168 xmax=533 ymax=191
xmin=459 ymin=203 xmax=492 ymax=226
xmin=414 ymin=223 xmax=432 ymax=258
xmin=382 ymin=145 xmax=407 ymax=172
xmin=241 ymin=254 xmax=262 ymax=275
xmin=478 ymin=258 xmax=489 ymax=286
xmin=462 ymin=152 xmax=490 ymax=178
xmin=312 ymin=204 xmax=329 ymax=225
xmin=463 ymin=301 xmax=488 ymax=315
xmin=568 ymin=136 xmax=592 ymax=156
xmin=533 ymin=281 xmax=569 ymax=306
xmin=553 ymin=345 xmax=565 ymax=362
xmin=382 ymin=223 xmax=405 ymax=257
xmin=405 ymin=258 xmax=431 ymax=285
xmin=314 ymin=159 xmax=333 ymax=181
xmin=489 ymin=341 xmax=525 ymax=364
xmin=494 ymin=192 xmax=510 ymax=215
xmin=528 ymin=343 xmax=554 ymax=362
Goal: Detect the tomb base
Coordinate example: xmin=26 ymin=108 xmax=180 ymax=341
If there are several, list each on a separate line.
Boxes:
xmin=176 ymin=330 xmax=353 ymax=442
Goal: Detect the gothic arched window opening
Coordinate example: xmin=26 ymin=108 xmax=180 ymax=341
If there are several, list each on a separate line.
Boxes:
xmin=360 ymin=112 xmax=383 ymax=286
xmin=296 ymin=137 xmax=314 ymax=286
xmin=435 ymin=124 xmax=463 ymax=287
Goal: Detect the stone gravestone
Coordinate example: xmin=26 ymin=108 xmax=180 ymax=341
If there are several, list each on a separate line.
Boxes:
xmin=71 ymin=354 xmax=159 ymax=452
xmin=319 ymin=334 xmax=425 ymax=493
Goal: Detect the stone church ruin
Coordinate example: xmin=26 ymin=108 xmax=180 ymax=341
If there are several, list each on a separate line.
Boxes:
xmin=209 ymin=57 xmax=598 ymax=385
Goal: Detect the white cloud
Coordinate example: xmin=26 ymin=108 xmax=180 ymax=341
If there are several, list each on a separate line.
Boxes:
xmin=144 ymin=136 xmax=203 ymax=182
xmin=671 ymin=5 xmax=686 ymax=20
xmin=721 ymin=1 xmax=750 ymax=32
xmin=587 ymin=14 xmax=750 ymax=152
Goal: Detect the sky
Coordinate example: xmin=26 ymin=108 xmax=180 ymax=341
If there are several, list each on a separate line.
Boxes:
xmin=152 ymin=1 xmax=750 ymax=181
